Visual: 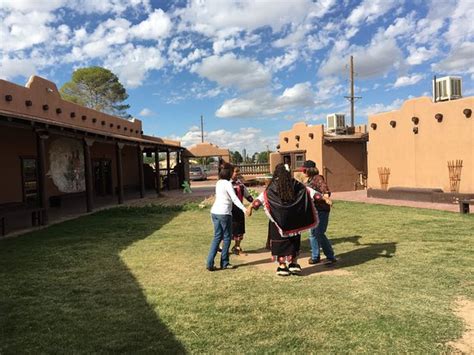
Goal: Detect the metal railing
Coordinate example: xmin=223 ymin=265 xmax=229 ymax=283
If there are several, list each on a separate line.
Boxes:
xmin=236 ymin=163 xmax=270 ymax=175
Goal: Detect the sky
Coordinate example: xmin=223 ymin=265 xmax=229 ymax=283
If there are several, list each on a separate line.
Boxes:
xmin=1 ymin=0 xmax=473 ymax=154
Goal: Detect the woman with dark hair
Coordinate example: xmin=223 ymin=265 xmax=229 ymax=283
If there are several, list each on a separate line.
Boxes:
xmin=230 ymin=166 xmax=253 ymax=255
xmin=302 ymin=160 xmax=336 ymax=265
xmin=247 ymin=163 xmax=323 ymax=276
xmin=207 ymin=163 xmax=248 ymax=271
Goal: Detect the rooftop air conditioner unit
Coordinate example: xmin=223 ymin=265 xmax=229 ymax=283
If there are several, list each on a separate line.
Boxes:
xmin=326 ymin=114 xmax=346 ymax=133
xmin=433 ymin=76 xmax=462 ymax=102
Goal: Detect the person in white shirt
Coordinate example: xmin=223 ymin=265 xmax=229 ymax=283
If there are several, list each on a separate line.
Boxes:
xmin=207 ymin=163 xmax=248 ymax=271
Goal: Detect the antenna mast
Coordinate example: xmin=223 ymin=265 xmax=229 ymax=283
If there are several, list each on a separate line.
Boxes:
xmin=344 ymin=55 xmax=362 ymax=128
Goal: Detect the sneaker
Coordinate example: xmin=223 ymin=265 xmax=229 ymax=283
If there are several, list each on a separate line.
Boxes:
xmin=207 ymin=266 xmax=216 ymax=271
xmin=221 ymin=264 xmax=236 ymax=270
xmin=308 ymin=258 xmax=321 ymax=265
xmin=231 ymin=246 xmax=241 ymax=255
xmin=276 ymin=266 xmax=290 ymax=276
xmin=324 ymin=258 xmax=337 ymax=266
xmin=288 ymin=263 xmax=302 ymax=275
xmin=217 ymin=247 xmax=222 ymax=253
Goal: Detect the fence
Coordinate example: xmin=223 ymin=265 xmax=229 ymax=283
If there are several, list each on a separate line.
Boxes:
xmin=236 ymin=163 xmax=270 ymax=175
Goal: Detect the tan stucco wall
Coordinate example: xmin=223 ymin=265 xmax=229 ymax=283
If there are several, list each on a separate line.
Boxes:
xmin=322 ymin=142 xmax=367 ymax=191
xmin=368 ymin=96 xmax=473 ymax=193
xmin=0 ymin=76 xmax=144 ymax=139
xmin=279 ymin=122 xmax=324 ymax=167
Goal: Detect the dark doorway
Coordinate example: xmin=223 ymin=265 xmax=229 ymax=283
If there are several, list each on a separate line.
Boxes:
xmin=21 ymin=157 xmax=38 ymax=205
xmin=93 ymin=159 xmax=112 ymax=196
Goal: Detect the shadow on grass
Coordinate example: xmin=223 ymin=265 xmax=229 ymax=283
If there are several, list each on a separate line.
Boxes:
xmin=301 ymin=241 xmax=397 ymax=276
xmin=0 ymin=205 xmax=186 ymax=353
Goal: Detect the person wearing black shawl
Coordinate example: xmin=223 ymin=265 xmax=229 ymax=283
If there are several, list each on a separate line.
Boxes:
xmin=247 ymin=163 xmax=323 ymax=276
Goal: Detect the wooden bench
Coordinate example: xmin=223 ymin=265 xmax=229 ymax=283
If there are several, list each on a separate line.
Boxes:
xmin=0 ymin=203 xmax=45 ymax=236
xmin=459 ymin=199 xmax=474 ymax=214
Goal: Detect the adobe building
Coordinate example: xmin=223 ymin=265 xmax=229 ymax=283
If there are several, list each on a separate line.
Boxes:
xmin=367 ymin=92 xmax=473 ymax=202
xmin=271 ymin=121 xmax=368 ymax=191
xmin=184 ymin=142 xmax=230 ymax=162
xmin=0 ymin=76 xmax=185 ymax=236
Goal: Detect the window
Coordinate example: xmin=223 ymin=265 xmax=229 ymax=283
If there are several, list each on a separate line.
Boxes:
xmin=295 ymin=154 xmax=305 ymax=168
xmin=21 ymin=157 xmax=38 ymax=204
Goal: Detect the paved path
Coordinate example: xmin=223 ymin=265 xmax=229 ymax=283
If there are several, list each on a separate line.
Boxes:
xmin=331 ymin=190 xmax=460 ymax=212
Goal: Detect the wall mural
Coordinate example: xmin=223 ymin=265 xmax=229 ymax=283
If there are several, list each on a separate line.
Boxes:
xmin=48 ymin=138 xmax=85 ymax=193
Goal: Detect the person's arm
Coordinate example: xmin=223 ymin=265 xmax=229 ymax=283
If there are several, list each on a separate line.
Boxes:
xmin=307 ymin=185 xmax=332 ymax=206
xmin=243 ymin=185 xmax=254 ymax=203
xmin=224 ymin=181 xmax=247 ymax=213
xmin=247 ymin=192 xmax=264 ymax=216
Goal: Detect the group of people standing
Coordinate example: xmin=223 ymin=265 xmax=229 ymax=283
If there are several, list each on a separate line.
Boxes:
xmin=206 ymin=160 xmax=336 ymax=276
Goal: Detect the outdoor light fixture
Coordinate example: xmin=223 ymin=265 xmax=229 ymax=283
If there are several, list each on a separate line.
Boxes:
xmin=390 ymin=120 xmax=396 ymax=128
xmin=435 ymin=113 xmax=443 ymax=122
xmin=370 ymin=123 xmax=377 ymax=130
xmin=25 ymin=100 xmax=32 ymax=107
xmin=411 ymin=116 xmax=419 ymax=125
xmin=413 ymin=127 xmax=419 ymax=134
xmin=70 ymin=112 xmax=76 ymax=118
xmin=42 ymin=104 xmax=49 ymax=111
xmin=56 ymin=108 xmax=62 ymax=114
xmin=463 ymin=108 xmax=472 ymax=118
xmin=5 ymin=95 xmax=12 ymax=101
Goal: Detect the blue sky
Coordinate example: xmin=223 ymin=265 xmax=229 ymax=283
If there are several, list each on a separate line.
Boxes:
xmin=1 ymin=0 xmax=473 ymax=153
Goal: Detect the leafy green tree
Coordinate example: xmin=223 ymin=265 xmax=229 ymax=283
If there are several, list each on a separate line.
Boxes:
xmin=230 ymin=151 xmax=243 ymax=164
xmin=60 ymin=66 xmax=130 ymax=118
xmin=257 ymin=151 xmax=269 ymax=163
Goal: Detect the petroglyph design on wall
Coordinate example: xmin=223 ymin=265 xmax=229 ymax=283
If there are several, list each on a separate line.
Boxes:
xmin=48 ymin=138 xmax=85 ymax=193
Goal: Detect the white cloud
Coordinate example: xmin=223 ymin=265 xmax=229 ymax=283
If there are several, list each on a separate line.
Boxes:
xmin=265 ymin=49 xmax=299 ymax=72
xmin=406 ymin=45 xmax=438 ymax=66
xmin=176 ymin=0 xmax=334 ymax=37
xmin=318 ymin=32 xmax=402 ymax=79
xmin=0 ymin=56 xmax=38 ymax=80
xmin=130 ymin=9 xmax=172 ymax=40
xmin=216 ymin=82 xmax=315 ymax=118
xmin=139 ymin=108 xmax=154 ymax=117
xmin=0 ymin=10 xmax=55 ymax=51
xmin=347 ymin=0 xmax=400 ymax=27
xmin=360 ymin=98 xmax=404 ymax=117
xmin=432 ymin=41 xmax=474 ymax=75
xmin=170 ymin=126 xmax=278 ymax=153
xmin=393 ymin=74 xmax=424 ymax=88
xmin=104 ymin=44 xmax=166 ymax=88
xmin=445 ymin=0 xmax=474 ymax=46
xmin=192 ymin=53 xmax=271 ymax=90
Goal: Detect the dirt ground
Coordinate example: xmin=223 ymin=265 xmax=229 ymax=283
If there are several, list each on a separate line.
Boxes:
xmin=447 ymin=298 xmax=474 ymax=354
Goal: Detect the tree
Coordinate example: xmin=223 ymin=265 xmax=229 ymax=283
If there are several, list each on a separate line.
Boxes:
xmin=257 ymin=151 xmax=269 ymax=163
xmin=60 ymin=66 xmax=130 ymax=118
xmin=230 ymin=151 xmax=243 ymax=164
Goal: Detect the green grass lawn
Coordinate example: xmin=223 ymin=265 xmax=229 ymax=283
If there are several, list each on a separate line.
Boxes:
xmin=1 ymin=202 xmax=473 ymax=353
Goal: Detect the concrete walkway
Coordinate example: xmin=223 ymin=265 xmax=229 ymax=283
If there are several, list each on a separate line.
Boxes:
xmin=332 ymin=190 xmax=460 ymax=213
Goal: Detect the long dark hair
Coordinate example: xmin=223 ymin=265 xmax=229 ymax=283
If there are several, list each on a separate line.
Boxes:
xmin=218 ymin=162 xmax=234 ymax=180
xmin=269 ymin=163 xmax=295 ymax=202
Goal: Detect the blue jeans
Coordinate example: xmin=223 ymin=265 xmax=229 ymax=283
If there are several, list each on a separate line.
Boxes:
xmin=207 ymin=214 xmax=232 ymax=268
xmin=309 ymin=210 xmax=335 ymax=260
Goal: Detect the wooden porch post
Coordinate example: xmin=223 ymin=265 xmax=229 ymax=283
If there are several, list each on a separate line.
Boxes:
xmin=154 ymin=147 xmax=161 ymax=195
xmin=83 ymin=138 xmax=94 ymax=212
xmin=166 ymin=149 xmax=171 ymax=191
xmin=36 ymin=130 xmax=49 ymax=224
xmin=137 ymin=145 xmax=145 ymax=198
xmin=116 ymin=143 xmax=124 ymax=204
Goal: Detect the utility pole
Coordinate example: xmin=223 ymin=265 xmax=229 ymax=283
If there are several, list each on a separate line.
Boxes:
xmin=344 ymin=55 xmax=361 ymax=128
xmin=200 ymin=114 xmax=204 ymax=143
